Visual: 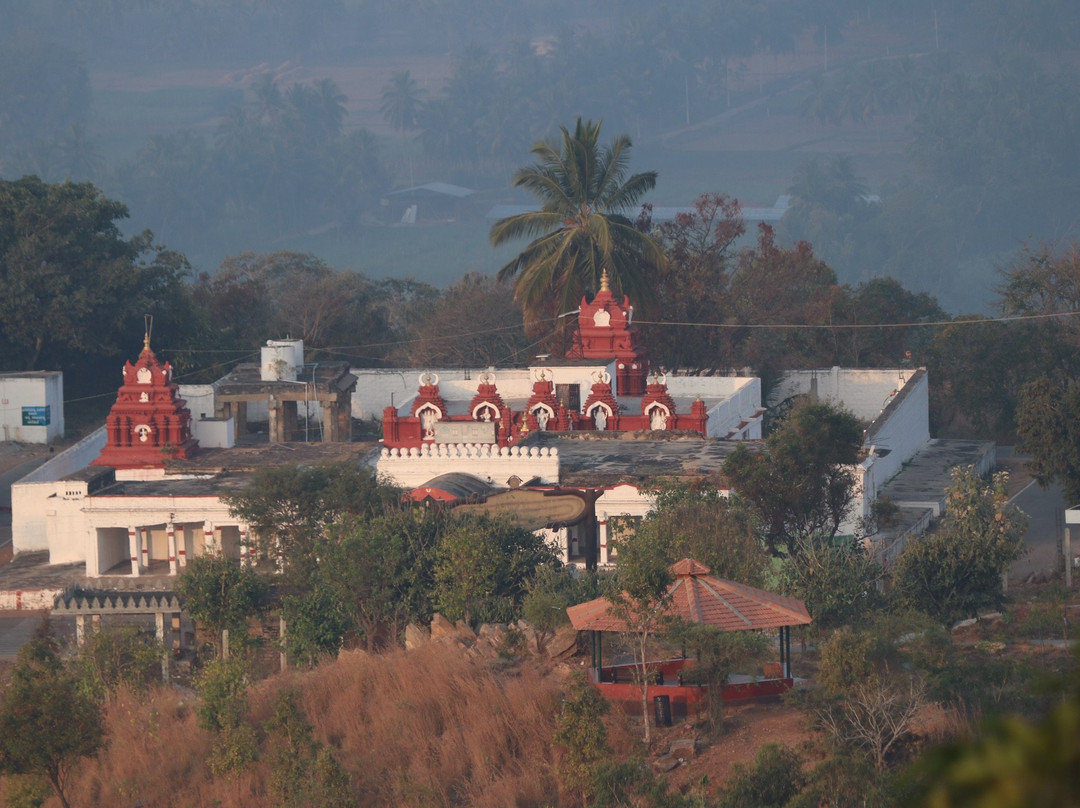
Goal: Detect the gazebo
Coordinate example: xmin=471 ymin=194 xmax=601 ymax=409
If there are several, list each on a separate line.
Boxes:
xmin=566 ymin=558 xmax=813 ymax=710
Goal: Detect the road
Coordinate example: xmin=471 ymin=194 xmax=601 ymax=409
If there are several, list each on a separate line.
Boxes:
xmin=0 ymin=613 xmax=47 ymax=660
xmin=1010 ymin=476 xmax=1066 ymax=583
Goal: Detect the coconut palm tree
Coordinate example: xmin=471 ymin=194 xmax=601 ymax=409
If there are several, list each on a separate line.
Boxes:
xmin=380 ymin=70 xmax=425 ymax=135
xmin=490 ymin=117 xmax=664 ymax=335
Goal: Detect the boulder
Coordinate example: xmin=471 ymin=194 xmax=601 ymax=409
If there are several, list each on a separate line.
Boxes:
xmin=548 ymin=625 xmax=580 ymax=659
xmin=669 ymin=738 xmax=698 ymax=760
xmin=404 ymin=623 xmax=429 ymax=651
xmin=430 ymin=613 xmax=457 ymax=639
xmin=653 ymin=756 xmax=680 ymax=772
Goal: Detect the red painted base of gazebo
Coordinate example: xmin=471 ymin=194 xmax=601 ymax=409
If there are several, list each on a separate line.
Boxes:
xmin=589 ymin=658 xmax=793 ymax=719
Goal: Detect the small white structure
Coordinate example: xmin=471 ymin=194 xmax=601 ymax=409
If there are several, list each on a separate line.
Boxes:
xmin=0 ymin=371 xmax=64 ymax=444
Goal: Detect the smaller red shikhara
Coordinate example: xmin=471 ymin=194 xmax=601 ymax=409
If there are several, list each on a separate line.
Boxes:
xmin=92 ymin=333 xmax=199 ymax=470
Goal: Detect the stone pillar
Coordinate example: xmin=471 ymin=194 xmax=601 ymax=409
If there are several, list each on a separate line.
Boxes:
xmin=559 ymin=527 xmax=570 ymax=564
xmin=322 ymin=402 xmax=335 ymax=442
xmin=155 ymin=612 xmax=169 ymax=684
xmin=235 ymin=402 xmax=247 ymax=438
xmin=1066 ymin=525 xmax=1074 ymax=589
xmin=177 ymin=524 xmax=187 ymax=568
xmin=75 ymin=615 xmax=86 ymax=646
xmin=598 ymin=518 xmax=609 ymax=566
xmin=128 ymin=526 xmax=140 ymax=576
xmin=268 ymin=396 xmax=281 ymax=443
xmin=167 ymin=522 xmax=177 ymax=575
xmin=203 ymin=521 xmax=215 ymax=557
xmin=140 ymin=527 xmax=150 ymax=571
xmin=338 ymin=401 xmax=351 ymax=443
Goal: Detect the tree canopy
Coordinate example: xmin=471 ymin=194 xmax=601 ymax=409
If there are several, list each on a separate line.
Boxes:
xmin=490 ymin=117 xmax=665 ymax=342
xmin=0 ymin=624 xmax=103 ymax=808
xmin=724 ymin=400 xmax=864 ymax=558
xmin=0 ymin=176 xmax=192 ymax=374
xmin=890 ymin=467 xmax=1026 ymax=624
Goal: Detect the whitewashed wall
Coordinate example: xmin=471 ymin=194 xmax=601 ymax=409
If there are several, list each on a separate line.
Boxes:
xmin=0 ymin=372 xmax=64 ymax=443
xmin=12 ymin=428 xmax=106 ymax=553
xmin=862 ymin=371 xmax=931 ymax=497
xmin=771 ymin=368 xmax=913 ymax=422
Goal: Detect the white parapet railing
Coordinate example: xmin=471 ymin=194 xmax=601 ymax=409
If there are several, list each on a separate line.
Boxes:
xmin=377 ymin=443 xmax=560 ymax=488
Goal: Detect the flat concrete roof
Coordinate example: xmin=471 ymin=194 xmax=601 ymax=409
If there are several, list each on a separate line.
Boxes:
xmin=215 ymin=361 xmax=356 ymax=399
xmin=0 ymin=551 xmax=84 ymax=591
xmin=164 ymin=440 xmax=380 ymax=475
xmin=532 ymin=432 xmax=748 ymax=487
xmin=876 ymin=438 xmax=995 ymax=513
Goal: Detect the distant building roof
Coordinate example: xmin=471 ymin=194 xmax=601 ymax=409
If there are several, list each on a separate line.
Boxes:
xmin=386 ymin=182 xmax=476 ymax=198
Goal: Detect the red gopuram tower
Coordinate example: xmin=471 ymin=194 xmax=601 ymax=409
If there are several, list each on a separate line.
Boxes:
xmin=92 ymin=332 xmax=199 ymax=470
xmin=569 ymin=268 xmax=649 ymax=396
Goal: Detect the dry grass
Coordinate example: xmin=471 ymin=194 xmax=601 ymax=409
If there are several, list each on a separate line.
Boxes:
xmin=20 ymin=643 xmax=567 ymax=808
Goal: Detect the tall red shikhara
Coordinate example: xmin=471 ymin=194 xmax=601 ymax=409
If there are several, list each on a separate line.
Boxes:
xmin=568 ymin=268 xmax=650 ymax=395
xmin=91 ymin=333 xmax=199 ymax=469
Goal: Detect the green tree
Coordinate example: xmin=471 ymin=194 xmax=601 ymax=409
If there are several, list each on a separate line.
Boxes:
xmin=779 ymin=537 xmax=884 ymax=633
xmin=434 ymin=514 xmax=558 ymax=625
xmin=522 ymin=565 xmax=602 ymax=654
xmin=175 ymin=555 xmax=269 ymax=657
xmin=490 ymin=117 xmax=665 ymax=341
xmin=606 ymin=524 xmax=675 ymax=745
xmin=665 ymin=620 xmax=770 ymax=733
xmin=71 ymin=625 xmax=165 ymax=702
xmin=723 ymin=400 xmax=863 ymax=558
xmin=1017 ymin=376 xmax=1080 ymax=504
xmin=224 ymin=462 xmax=401 ymax=586
xmin=717 ymin=743 xmax=805 ymax=808
xmin=633 ymin=479 xmax=772 ymax=587
xmin=0 ymin=176 xmax=194 ymax=373
xmin=265 ymin=689 xmax=354 ymax=808
xmin=554 ymin=672 xmax=613 ymax=805
xmin=890 ymin=467 xmax=1027 ymax=624
xmin=0 ymin=625 xmax=102 ymax=808
xmin=803 ymin=625 xmax=928 ymax=771
xmin=195 ymin=655 xmax=258 ymax=777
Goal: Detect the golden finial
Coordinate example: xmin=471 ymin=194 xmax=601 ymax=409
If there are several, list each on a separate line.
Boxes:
xmin=600 ymin=267 xmax=610 ymax=292
xmin=143 ymin=314 xmax=153 ymax=351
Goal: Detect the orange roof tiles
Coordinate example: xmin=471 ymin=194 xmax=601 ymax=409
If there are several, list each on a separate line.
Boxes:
xmin=566 ymin=558 xmax=812 ymax=633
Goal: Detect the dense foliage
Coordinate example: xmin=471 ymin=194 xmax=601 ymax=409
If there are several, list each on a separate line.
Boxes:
xmin=890 ymin=467 xmax=1027 ymax=624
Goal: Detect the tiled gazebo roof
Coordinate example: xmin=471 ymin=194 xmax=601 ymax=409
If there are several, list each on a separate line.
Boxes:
xmin=566 ymin=558 xmax=812 ymax=633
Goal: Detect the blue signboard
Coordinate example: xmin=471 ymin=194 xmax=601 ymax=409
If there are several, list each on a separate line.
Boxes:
xmin=21 ymin=405 xmax=50 ymax=426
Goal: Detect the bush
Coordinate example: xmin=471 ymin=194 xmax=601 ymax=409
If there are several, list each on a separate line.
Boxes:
xmin=717 ymin=743 xmax=805 ymax=808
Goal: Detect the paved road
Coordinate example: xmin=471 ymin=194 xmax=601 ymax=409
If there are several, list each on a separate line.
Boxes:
xmin=0 ymin=613 xmax=47 ymax=659
xmin=1010 ymin=477 xmax=1066 ymax=583
xmin=0 ymin=452 xmax=52 ymax=509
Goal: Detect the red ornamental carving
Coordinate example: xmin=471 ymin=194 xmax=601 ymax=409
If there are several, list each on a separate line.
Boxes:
xmin=411 ymin=373 xmax=448 ymax=440
xmin=525 ymin=371 xmax=560 ymax=431
xmin=468 ymin=373 xmax=506 ymax=422
xmin=641 ymin=374 xmax=678 ymax=430
xmin=92 ymin=335 xmax=199 ymax=469
xmin=582 ymin=371 xmax=620 ymax=430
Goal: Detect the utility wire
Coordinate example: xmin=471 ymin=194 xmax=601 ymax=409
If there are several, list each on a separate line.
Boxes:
xmin=631 ymin=310 xmax=1080 ymax=330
